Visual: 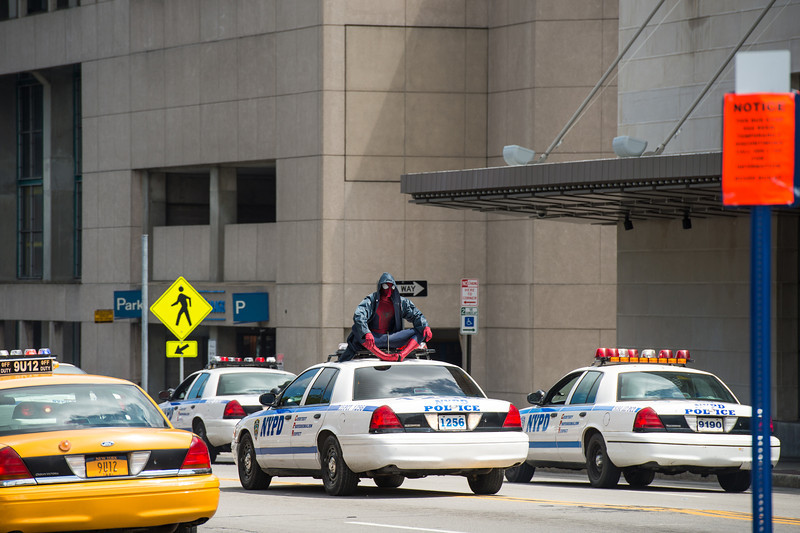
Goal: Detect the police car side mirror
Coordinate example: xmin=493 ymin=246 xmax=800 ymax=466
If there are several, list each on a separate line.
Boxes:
xmin=527 ymin=390 xmax=546 ymax=405
xmin=158 ymin=389 xmax=174 ymax=401
xmin=259 ymin=392 xmax=277 ymax=406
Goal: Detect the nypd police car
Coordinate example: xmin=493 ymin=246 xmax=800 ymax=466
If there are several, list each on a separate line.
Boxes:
xmin=231 ymin=348 xmax=528 ymax=496
xmin=0 ymin=348 xmax=218 ymax=532
xmin=507 ymin=348 xmax=781 ymax=492
xmin=158 ymin=358 xmax=295 ymax=462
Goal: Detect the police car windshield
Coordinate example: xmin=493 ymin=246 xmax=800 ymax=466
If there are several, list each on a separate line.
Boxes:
xmin=0 ymin=383 xmax=170 ymax=436
xmin=353 ymin=365 xmax=484 ymax=401
xmin=217 ymin=372 xmax=294 ymax=395
xmin=617 ymin=371 xmax=737 ymax=403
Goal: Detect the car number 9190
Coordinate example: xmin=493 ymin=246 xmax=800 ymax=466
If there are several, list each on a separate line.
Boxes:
xmin=696 ymin=417 xmax=723 ymax=432
xmin=438 ymin=414 xmax=466 ymax=430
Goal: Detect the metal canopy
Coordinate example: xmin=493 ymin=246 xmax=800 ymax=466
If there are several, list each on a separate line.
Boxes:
xmin=400 ymin=152 xmax=767 ymax=224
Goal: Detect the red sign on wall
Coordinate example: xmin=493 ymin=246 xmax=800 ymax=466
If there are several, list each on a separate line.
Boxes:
xmin=722 ymin=93 xmax=796 ymax=206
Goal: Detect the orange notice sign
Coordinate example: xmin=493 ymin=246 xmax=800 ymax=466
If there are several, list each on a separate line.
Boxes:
xmin=722 ymin=93 xmax=796 ymax=206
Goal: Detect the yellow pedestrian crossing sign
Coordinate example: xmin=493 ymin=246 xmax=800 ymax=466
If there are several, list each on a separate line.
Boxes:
xmin=166 ymin=340 xmax=198 ymax=358
xmin=150 ymin=277 xmax=212 ymax=340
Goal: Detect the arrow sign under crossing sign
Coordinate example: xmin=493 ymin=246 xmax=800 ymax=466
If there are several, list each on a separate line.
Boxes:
xmin=166 ymin=340 xmax=198 ymax=358
xmin=150 ymin=277 xmax=212 ymax=341
xmin=395 ymin=280 xmax=427 ymax=297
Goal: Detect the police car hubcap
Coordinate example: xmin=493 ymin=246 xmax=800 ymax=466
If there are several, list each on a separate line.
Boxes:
xmin=328 ymin=456 xmax=337 ymax=476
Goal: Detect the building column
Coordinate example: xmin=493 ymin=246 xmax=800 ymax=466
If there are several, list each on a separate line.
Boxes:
xmin=31 ymin=71 xmax=51 ymax=281
xmin=209 ymin=167 xmax=236 ymax=282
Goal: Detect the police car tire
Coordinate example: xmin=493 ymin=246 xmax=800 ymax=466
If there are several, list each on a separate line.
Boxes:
xmin=504 ymin=463 xmax=535 ymax=483
xmin=586 ymin=434 xmax=620 ymax=488
xmin=237 ymin=433 xmax=272 ymax=490
xmin=321 ymin=435 xmax=359 ymax=496
xmin=467 ymin=468 xmax=504 ymax=495
xmin=622 ymin=468 xmax=655 ymax=488
xmin=374 ymin=475 xmax=405 ymax=488
xmin=717 ymin=470 xmax=751 ymax=493
xmin=193 ymin=419 xmax=218 ymax=464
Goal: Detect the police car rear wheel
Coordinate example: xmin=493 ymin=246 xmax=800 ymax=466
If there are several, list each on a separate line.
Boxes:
xmin=193 ymin=419 xmax=218 ymax=464
xmin=321 ymin=435 xmax=359 ymax=496
xmin=586 ymin=434 xmax=620 ymax=488
xmin=374 ymin=475 xmax=404 ymax=488
xmin=237 ymin=433 xmax=271 ymax=490
xmin=717 ymin=470 xmax=751 ymax=492
xmin=467 ymin=468 xmax=504 ymax=495
xmin=623 ymin=467 xmax=655 ymax=488
xmin=505 ymin=463 xmax=535 ymax=483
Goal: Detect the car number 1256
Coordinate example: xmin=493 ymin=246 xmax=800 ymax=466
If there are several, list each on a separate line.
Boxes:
xmin=438 ymin=414 xmax=466 ymax=430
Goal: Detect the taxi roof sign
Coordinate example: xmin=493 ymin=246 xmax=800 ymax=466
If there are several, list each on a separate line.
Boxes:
xmin=0 ymin=356 xmax=55 ymax=376
xmin=150 ymin=277 xmax=212 ymax=341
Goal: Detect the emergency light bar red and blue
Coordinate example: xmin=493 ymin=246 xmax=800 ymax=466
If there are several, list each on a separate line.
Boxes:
xmin=595 ymin=347 xmax=690 ymax=365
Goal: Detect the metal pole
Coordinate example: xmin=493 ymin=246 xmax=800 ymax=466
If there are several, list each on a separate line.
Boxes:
xmin=466 ymin=335 xmax=472 ymax=375
xmin=750 ymin=205 xmax=772 ymax=532
xmin=141 ymin=234 xmax=149 ymax=394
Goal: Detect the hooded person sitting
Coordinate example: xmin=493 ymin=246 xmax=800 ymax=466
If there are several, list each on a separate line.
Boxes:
xmin=340 ymin=272 xmax=432 ymax=361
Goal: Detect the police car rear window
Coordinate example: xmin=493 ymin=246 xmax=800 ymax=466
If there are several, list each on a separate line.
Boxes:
xmin=0 ymin=383 xmax=170 ymax=436
xmin=352 ymin=365 xmax=484 ymax=401
xmin=216 ymin=372 xmax=294 ymax=396
xmin=617 ymin=371 xmax=737 ymax=403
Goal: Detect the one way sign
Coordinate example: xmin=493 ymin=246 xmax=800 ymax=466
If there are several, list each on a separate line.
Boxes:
xmin=395 ymin=280 xmax=427 ymax=297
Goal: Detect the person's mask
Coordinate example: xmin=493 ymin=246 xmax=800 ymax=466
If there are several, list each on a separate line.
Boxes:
xmin=381 ymin=283 xmax=390 ymax=290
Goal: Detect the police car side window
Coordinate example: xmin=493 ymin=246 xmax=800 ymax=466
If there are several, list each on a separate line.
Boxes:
xmin=568 ymin=371 xmax=602 ymax=405
xmin=545 ymin=372 xmax=583 ymax=405
xmin=187 ymin=373 xmax=210 ymax=400
xmin=278 ymin=369 xmax=319 ymax=407
xmin=172 ymin=373 xmax=199 ymax=401
xmin=304 ymin=368 xmax=339 ymax=406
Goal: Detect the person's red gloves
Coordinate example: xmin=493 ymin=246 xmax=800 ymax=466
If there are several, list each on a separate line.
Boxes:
xmin=363 ymin=332 xmax=376 ymax=350
xmin=423 ymin=327 xmax=432 ymax=342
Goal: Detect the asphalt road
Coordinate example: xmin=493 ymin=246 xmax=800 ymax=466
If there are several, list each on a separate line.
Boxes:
xmin=200 ymin=454 xmax=800 ymax=533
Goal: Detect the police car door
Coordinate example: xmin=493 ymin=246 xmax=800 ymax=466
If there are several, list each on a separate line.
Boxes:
xmin=291 ymin=367 xmax=339 ymax=469
xmin=525 ymin=372 xmax=583 ymax=463
xmin=164 ymin=372 xmax=203 ymax=430
xmin=254 ymin=368 xmax=320 ymax=469
xmin=556 ymin=370 xmax=603 ymax=463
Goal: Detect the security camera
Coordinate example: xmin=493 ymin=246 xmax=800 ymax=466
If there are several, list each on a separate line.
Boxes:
xmin=503 ymin=145 xmax=536 ymax=166
xmin=612 ymin=136 xmax=648 ymax=158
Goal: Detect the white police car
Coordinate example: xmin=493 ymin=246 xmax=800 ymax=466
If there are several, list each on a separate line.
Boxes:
xmin=231 ymin=348 xmax=528 ymax=496
xmin=158 ymin=358 xmax=295 ymax=463
xmin=507 ymin=348 xmax=781 ymax=492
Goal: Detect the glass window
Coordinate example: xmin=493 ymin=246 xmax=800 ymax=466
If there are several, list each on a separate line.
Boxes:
xmin=0 ymin=383 xmax=170 ymax=436
xmin=569 ymin=371 xmax=603 ymax=405
xmin=216 ymin=371 xmax=295 ymax=396
xmin=171 ymin=373 xmax=199 ymax=401
xmin=617 ymin=371 xmax=738 ymax=403
xmin=187 ymin=373 xmax=210 ymax=399
xmin=544 ymin=372 xmax=583 ymax=405
xmin=353 ymin=364 xmax=484 ymax=401
xmin=277 ymin=368 xmax=320 ymax=407
xmin=27 ymin=0 xmax=47 ymax=14
xmin=17 ymin=74 xmax=44 ymax=279
xmin=304 ymin=368 xmax=339 ymax=405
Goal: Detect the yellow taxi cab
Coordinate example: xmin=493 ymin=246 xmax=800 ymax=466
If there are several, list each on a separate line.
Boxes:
xmin=0 ymin=349 xmax=219 ymax=533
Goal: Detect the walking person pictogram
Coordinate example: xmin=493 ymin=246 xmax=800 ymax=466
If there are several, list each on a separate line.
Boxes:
xmin=172 ymin=286 xmax=192 ymax=327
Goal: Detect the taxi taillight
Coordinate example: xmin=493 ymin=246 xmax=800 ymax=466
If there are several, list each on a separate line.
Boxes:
xmin=633 ymin=407 xmax=665 ymax=431
xmin=369 ymin=405 xmax=404 ymax=432
xmin=0 ymin=447 xmax=34 ymax=484
xmin=179 ymin=436 xmax=211 ymax=475
xmin=223 ymin=399 xmax=247 ymax=419
xmin=503 ymin=405 xmax=522 ymax=429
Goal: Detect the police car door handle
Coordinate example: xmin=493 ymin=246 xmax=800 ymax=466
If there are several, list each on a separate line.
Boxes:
xmin=579 ymin=412 xmax=587 ymax=417
xmin=549 ymin=413 xmax=557 ymax=418
xmin=284 ymin=414 xmax=292 ymax=420
xmin=314 ymin=413 xmax=321 ymax=419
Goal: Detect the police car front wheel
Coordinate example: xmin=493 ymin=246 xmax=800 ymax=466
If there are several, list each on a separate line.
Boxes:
xmin=237 ymin=433 xmax=272 ymax=490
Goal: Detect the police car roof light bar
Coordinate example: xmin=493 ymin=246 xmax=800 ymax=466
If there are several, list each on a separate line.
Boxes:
xmin=595 ymin=347 xmax=691 ymax=366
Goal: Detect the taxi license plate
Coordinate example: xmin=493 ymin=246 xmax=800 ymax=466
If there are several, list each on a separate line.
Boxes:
xmin=437 ymin=414 xmax=466 ymax=431
xmin=696 ymin=417 xmax=723 ymax=433
xmin=86 ymin=455 xmax=128 ymax=478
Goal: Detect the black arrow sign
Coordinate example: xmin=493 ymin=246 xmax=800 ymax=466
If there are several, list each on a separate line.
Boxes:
xmin=174 ymin=343 xmax=190 ymax=355
xmin=395 ymin=280 xmax=428 ymax=297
